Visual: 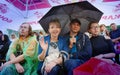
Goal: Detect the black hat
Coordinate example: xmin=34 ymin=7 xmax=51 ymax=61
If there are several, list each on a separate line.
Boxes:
xmin=70 ymin=19 xmax=81 ymax=25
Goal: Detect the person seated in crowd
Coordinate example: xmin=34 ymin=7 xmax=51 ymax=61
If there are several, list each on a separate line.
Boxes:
xmin=109 ymin=23 xmax=120 ymax=64
xmin=0 ymin=23 xmax=39 ymax=75
xmin=37 ymin=19 xmax=69 ymax=75
xmin=10 ymin=33 xmax=17 ymax=42
xmin=38 ymin=31 xmax=44 ymax=41
xmin=33 ymin=32 xmax=39 ymax=41
xmin=64 ymin=19 xmax=92 ymax=75
xmin=88 ymin=21 xmax=116 ymax=64
xmin=0 ymin=31 xmax=2 ymax=36
xmin=109 ymin=23 xmax=120 ymax=44
xmin=0 ymin=34 xmax=11 ymax=65
xmin=39 ymin=31 xmax=43 ymax=37
xmin=84 ymin=30 xmax=92 ymax=38
xmin=100 ymin=24 xmax=110 ymax=39
xmin=0 ymin=30 xmax=3 ymax=45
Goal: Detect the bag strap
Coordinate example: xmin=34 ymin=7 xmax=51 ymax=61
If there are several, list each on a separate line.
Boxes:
xmin=60 ymin=51 xmax=69 ymax=62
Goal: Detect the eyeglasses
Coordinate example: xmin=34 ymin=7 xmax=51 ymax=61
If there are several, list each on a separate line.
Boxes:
xmin=90 ymin=26 xmax=99 ymax=29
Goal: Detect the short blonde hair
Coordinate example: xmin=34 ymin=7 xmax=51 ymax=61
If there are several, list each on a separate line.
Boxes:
xmin=49 ymin=19 xmax=61 ymax=28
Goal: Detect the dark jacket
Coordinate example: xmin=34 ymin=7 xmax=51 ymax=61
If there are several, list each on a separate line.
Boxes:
xmin=64 ymin=32 xmax=92 ymax=62
xmin=0 ymin=34 xmax=11 ymax=59
xmin=90 ymin=35 xmax=115 ymax=57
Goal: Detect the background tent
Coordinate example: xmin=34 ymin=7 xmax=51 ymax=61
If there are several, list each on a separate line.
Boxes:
xmin=0 ymin=0 xmax=120 ymax=34
xmin=0 ymin=0 xmax=51 ymax=33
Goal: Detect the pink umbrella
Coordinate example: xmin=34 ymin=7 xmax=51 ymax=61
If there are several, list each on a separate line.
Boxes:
xmin=6 ymin=0 xmax=51 ymax=11
xmin=0 ymin=0 xmax=50 ymax=32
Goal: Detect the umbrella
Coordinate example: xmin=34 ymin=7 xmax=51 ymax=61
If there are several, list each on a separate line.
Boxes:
xmin=0 ymin=0 xmax=50 ymax=32
xmin=6 ymin=0 xmax=51 ymax=11
xmin=39 ymin=1 xmax=103 ymax=36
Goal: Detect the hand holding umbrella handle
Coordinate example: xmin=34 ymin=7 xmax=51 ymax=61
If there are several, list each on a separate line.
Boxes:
xmin=69 ymin=36 xmax=76 ymax=48
xmin=70 ymin=36 xmax=76 ymax=44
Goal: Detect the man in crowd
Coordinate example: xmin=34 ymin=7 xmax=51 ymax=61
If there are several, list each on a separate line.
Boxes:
xmin=0 ymin=23 xmax=38 ymax=75
xmin=64 ymin=19 xmax=92 ymax=75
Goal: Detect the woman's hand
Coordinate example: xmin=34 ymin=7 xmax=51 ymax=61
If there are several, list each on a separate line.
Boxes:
xmin=39 ymin=37 xmax=48 ymax=51
xmin=38 ymin=37 xmax=48 ymax=61
xmin=94 ymin=54 xmax=104 ymax=59
xmin=100 ymin=58 xmax=114 ymax=64
xmin=45 ymin=62 xmax=57 ymax=73
xmin=94 ymin=54 xmax=114 ymax=64
xmin=15 ymin=63 xmax=24 ymax=73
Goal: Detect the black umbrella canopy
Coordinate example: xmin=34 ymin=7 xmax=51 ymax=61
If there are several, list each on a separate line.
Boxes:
xmin=39 ymin=1 xmax=103 ymax=35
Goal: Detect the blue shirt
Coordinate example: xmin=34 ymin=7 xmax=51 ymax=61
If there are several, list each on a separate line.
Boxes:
xmin=110 ymin=29 xmax=120 ymax=39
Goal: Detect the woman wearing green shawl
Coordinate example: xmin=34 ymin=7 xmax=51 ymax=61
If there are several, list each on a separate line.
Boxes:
xmin=0 ymin=23 xmax=38 ymax=75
